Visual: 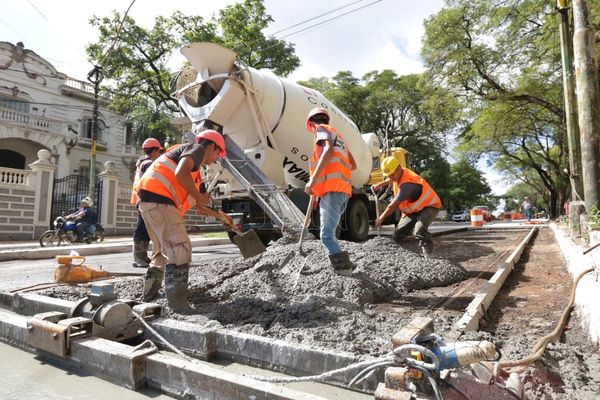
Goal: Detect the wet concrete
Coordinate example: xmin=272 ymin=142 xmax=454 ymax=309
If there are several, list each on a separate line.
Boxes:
xmin=0 ymin=340 xmax=170 ymax=400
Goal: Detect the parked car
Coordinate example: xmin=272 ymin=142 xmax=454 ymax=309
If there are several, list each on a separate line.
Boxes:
xmin=473 ymin=205 xmax=492 ymax=222
xmin=451 ymin=210 xmax=470 ymax=222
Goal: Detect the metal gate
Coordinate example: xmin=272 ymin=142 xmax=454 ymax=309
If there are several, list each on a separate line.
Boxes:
xmin=50 ymin=175 xmax=103 ymax=227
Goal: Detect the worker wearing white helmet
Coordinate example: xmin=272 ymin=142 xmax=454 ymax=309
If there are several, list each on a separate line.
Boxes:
xmin=305 ymin=107 xmax=357 ymax=272
xmin=372 ymin=156 xmax=442 ymax=258
xmin=130 ymin=138 xmax=164 ymax=268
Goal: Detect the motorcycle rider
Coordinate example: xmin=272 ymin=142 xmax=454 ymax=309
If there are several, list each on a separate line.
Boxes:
xmin=67 ymin=197 xmax=97 ymax=242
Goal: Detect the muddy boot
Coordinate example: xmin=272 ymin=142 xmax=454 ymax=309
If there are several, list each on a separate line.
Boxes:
xmin=142 ymin=241 xmax=152 ymax=264
xmin=329 ymin=251 xmax=355 ymax=274
xmin=165 ymin=264 xmax=190 ymax=313
xmin=132 ymin=241 xmax=150 ymax=268
xmin=143 ymin=267 xmax=164 ymax=302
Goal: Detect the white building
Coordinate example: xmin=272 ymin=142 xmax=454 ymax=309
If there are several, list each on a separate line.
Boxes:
xmin=0 ymin=41 xmax=139 ymax=183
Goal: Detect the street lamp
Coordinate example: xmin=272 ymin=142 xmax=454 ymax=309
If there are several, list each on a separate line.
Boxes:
xmin=87 ymin=65 xmax=103 ymax=200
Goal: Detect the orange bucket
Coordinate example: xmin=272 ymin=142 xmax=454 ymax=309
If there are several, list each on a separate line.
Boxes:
xmin=470 ymin=208 xmax=484 ymax=227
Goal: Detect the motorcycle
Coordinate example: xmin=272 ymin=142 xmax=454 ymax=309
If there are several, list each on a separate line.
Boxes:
xmin=39 ymin=215 xmax=105 ymax=247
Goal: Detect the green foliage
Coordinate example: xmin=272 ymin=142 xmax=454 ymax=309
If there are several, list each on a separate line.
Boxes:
xmin=87 ymin=0 xmax=299 ymax=144
xmin=420 ymin=0 xmax=596 ymax=217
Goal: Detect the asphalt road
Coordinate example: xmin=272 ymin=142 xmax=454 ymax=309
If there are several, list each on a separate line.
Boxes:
xmin=0 ymin=243 xmax=240 ymax=292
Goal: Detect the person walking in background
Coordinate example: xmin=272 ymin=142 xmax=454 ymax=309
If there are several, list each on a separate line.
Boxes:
xmin=373 ymin=157 xmax=442 ymax=259
xmin=134 ymin=130 xmax=228 ymax=312
xmin=522 ymin=197 xmax=533 ymax=221
xmin=130 ymin=138 xmax=163 ymax=268
xmin=305 ymin=107 xmax=357 ymax=273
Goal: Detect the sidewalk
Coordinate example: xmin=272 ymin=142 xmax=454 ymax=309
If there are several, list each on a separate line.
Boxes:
xmin=0 ymin=233 xmax=231 ymax=261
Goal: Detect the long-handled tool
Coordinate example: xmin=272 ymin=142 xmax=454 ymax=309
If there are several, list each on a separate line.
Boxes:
xmin=206 ymin=207 xmax=267 ymax=259
xmin=371 ymin=187 xmax=381 ymax=236
xmin=279 ymin=195 xmax=316 ymax=270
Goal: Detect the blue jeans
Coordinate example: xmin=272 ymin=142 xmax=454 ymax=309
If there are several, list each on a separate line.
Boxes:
xmin=524 ymin=209 xmax=532 ymax=221
xmin=319 ymin=192 xmax=349 ymax=255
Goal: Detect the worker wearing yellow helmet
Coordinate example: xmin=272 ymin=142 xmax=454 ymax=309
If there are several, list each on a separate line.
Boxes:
xmin=372 ymin=156 xmax=442 ymax=258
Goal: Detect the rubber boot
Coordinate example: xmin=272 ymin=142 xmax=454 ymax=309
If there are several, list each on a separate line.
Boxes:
xmin=132 ymin=241 xmax=150 ymax=268
xmin=165 ymin=264 xmax=191 ymax=313
xmin=141 ymin=241 xmax=152 ymax=264
xmin=329 ymin=251 xmax=355 ymax=274
xmin=143 ymin=267 xmax=164 ymax=302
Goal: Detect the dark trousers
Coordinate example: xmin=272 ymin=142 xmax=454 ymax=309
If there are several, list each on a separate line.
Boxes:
xmin=393 ymin=207 xmax=439 ymax=249
xmin=133 ymin=211 xmax=150 ymax=241
xmin=76 ymin=222 xmax=92 ymax=241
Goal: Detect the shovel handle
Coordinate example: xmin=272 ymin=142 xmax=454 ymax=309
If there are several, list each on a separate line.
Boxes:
xmin=371 ymin=187 xmax=381 ymax=236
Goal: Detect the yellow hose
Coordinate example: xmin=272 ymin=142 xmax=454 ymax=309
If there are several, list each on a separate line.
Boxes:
xmin=496 ymin=267 xmax=593 ymax=373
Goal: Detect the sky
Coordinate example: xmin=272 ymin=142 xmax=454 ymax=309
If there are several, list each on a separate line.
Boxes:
xmin=0 ymin=0 xmax=507 ymax=195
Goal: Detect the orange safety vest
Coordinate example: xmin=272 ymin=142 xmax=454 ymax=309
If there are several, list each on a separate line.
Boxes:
xmin=308 ymin=124 xmax=352 ymax=197
xmin=392 ymin=168 xmax=442 ymax=214
xmin=134 ymin=152 xmax=201 ymax=216
xmin=130 ymin=157 xmax=153 ymax=205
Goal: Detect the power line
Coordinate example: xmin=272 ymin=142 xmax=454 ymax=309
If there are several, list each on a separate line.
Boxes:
xmin=268 ymin=0 xmax=369 ymax=36
xmin=25 ymin=0 xmax=48 ymax=21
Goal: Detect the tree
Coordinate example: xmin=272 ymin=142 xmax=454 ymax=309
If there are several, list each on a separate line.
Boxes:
xmin=300 ymin=70 xmax=456 ymax=172
xmin=86 ymin=0 xmax=300 ymax=144
xmin=420 ymin=0 xmax=596 ymax=217
xmin=443 ymin=160 xmax=492 ymax=211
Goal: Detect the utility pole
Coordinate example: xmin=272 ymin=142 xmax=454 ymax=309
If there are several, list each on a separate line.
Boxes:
xmin=572 ymin=0 xmax=600 ymax=212
xmin=87 ymin=65 xmax=103 ymax=201
xmin=557 ymin=0 xmax=583 ymax=200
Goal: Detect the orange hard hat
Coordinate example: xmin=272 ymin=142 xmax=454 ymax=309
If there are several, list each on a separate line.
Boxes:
xmin=306 ymin=107 xmax=330 ymax=131
xmin=195 ymin=129 xmax=226 ymax=157
xmin=141 ymin=138 xmax=163 ymax=150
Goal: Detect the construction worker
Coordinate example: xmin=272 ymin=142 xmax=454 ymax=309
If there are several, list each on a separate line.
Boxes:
xmin=305 ymin=107 xmax=357 ymax=272
xmin=134 ymin=130 xmax=227 ymax=312
xmin=130 ymin=138 xmax=163 ymax=268
xmin=373 ymin=156 xmax=442 ymax=258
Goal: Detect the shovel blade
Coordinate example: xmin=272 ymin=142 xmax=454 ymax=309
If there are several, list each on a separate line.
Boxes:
xmin=233 ymin=229 xmax=267 ymax=259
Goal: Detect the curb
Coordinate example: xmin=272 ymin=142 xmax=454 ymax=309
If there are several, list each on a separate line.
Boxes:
xmin=0 ymin=237 xmax=231 ymax=262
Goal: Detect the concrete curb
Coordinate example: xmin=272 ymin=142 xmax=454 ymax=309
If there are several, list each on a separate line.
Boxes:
xmin=550 ymin=223 xmax=600 ymax=345
xmin=454 ymin=227 xmax=538 ymax=332
xmin=0 ymin=308 xmax=326 ymax=400
xmin=0 ymin=237 xmax=231 ymax=261
xmin=0 ymin=293 xmax=373 ymax=398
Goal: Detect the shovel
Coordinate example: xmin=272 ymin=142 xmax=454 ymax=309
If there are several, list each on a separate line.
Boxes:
xmin=205 ymin=207 xmax=267 ymax=259
xmin=371 ymin=187 xmax=381 ymax=236
xmin=279 ymin=195 xmax=316 ymax=270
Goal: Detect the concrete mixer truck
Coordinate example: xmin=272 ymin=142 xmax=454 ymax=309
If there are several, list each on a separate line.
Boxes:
xmin=173 ymin=42 xmax=406 ymax=244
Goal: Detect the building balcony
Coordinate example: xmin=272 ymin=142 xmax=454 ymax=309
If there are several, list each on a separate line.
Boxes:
xmin=0 ymin=105 xmax=65 ymax=136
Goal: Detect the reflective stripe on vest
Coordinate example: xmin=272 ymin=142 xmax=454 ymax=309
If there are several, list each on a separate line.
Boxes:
xmin=309 ymin=125 xmax=352 ymax=197
xmin=130 ymin=158 xmax=153 ymax=205
xmin=392 ymin=168 xmax=442 ymax=214
xmin=134 ymin=154 xmax=200 ymax=216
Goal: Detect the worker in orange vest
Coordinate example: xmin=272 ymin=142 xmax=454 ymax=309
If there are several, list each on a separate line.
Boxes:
xmin=373 ymin=156 xmax=442 ymax=258
xmin=134 ymin=130 xmax=227 ymax=312
xmin=305 ymin=107 xmax=357 ymax=273
xmin=130 ymin=138 xmax=163 ymax=268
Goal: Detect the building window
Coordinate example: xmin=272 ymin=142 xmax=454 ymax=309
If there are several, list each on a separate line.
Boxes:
xmin=125 ymin=123 xmax=134 ymax=146
xmin=81 ymin=116 xmax=106 ymax=141
xmin=0 ymin=95 xmax=29 ymax=114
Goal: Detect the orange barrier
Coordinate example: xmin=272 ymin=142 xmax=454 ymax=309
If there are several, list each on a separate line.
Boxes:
xmin=503 ymin=212 xmax=512 ymax=220
xmin=470 ymin=208 xmax=484 ymax=227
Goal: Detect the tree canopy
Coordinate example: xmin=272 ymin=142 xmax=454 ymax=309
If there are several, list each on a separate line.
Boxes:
xmin=421 ymin=0 xmax=600 ymax=217
xmin=86 ymin=0 xmax=300 ymax=144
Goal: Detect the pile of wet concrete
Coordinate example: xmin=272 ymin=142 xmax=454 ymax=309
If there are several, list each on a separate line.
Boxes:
xmin=40 ymin=236 xmax=467 ymax=355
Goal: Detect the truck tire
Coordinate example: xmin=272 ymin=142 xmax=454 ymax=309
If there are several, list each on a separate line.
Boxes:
xmin=342 ymin=198 xmax=369 ymax=242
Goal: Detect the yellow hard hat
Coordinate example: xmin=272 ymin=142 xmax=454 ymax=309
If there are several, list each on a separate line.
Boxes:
xmin=381 ymin=156 xmax=401 ymax=177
